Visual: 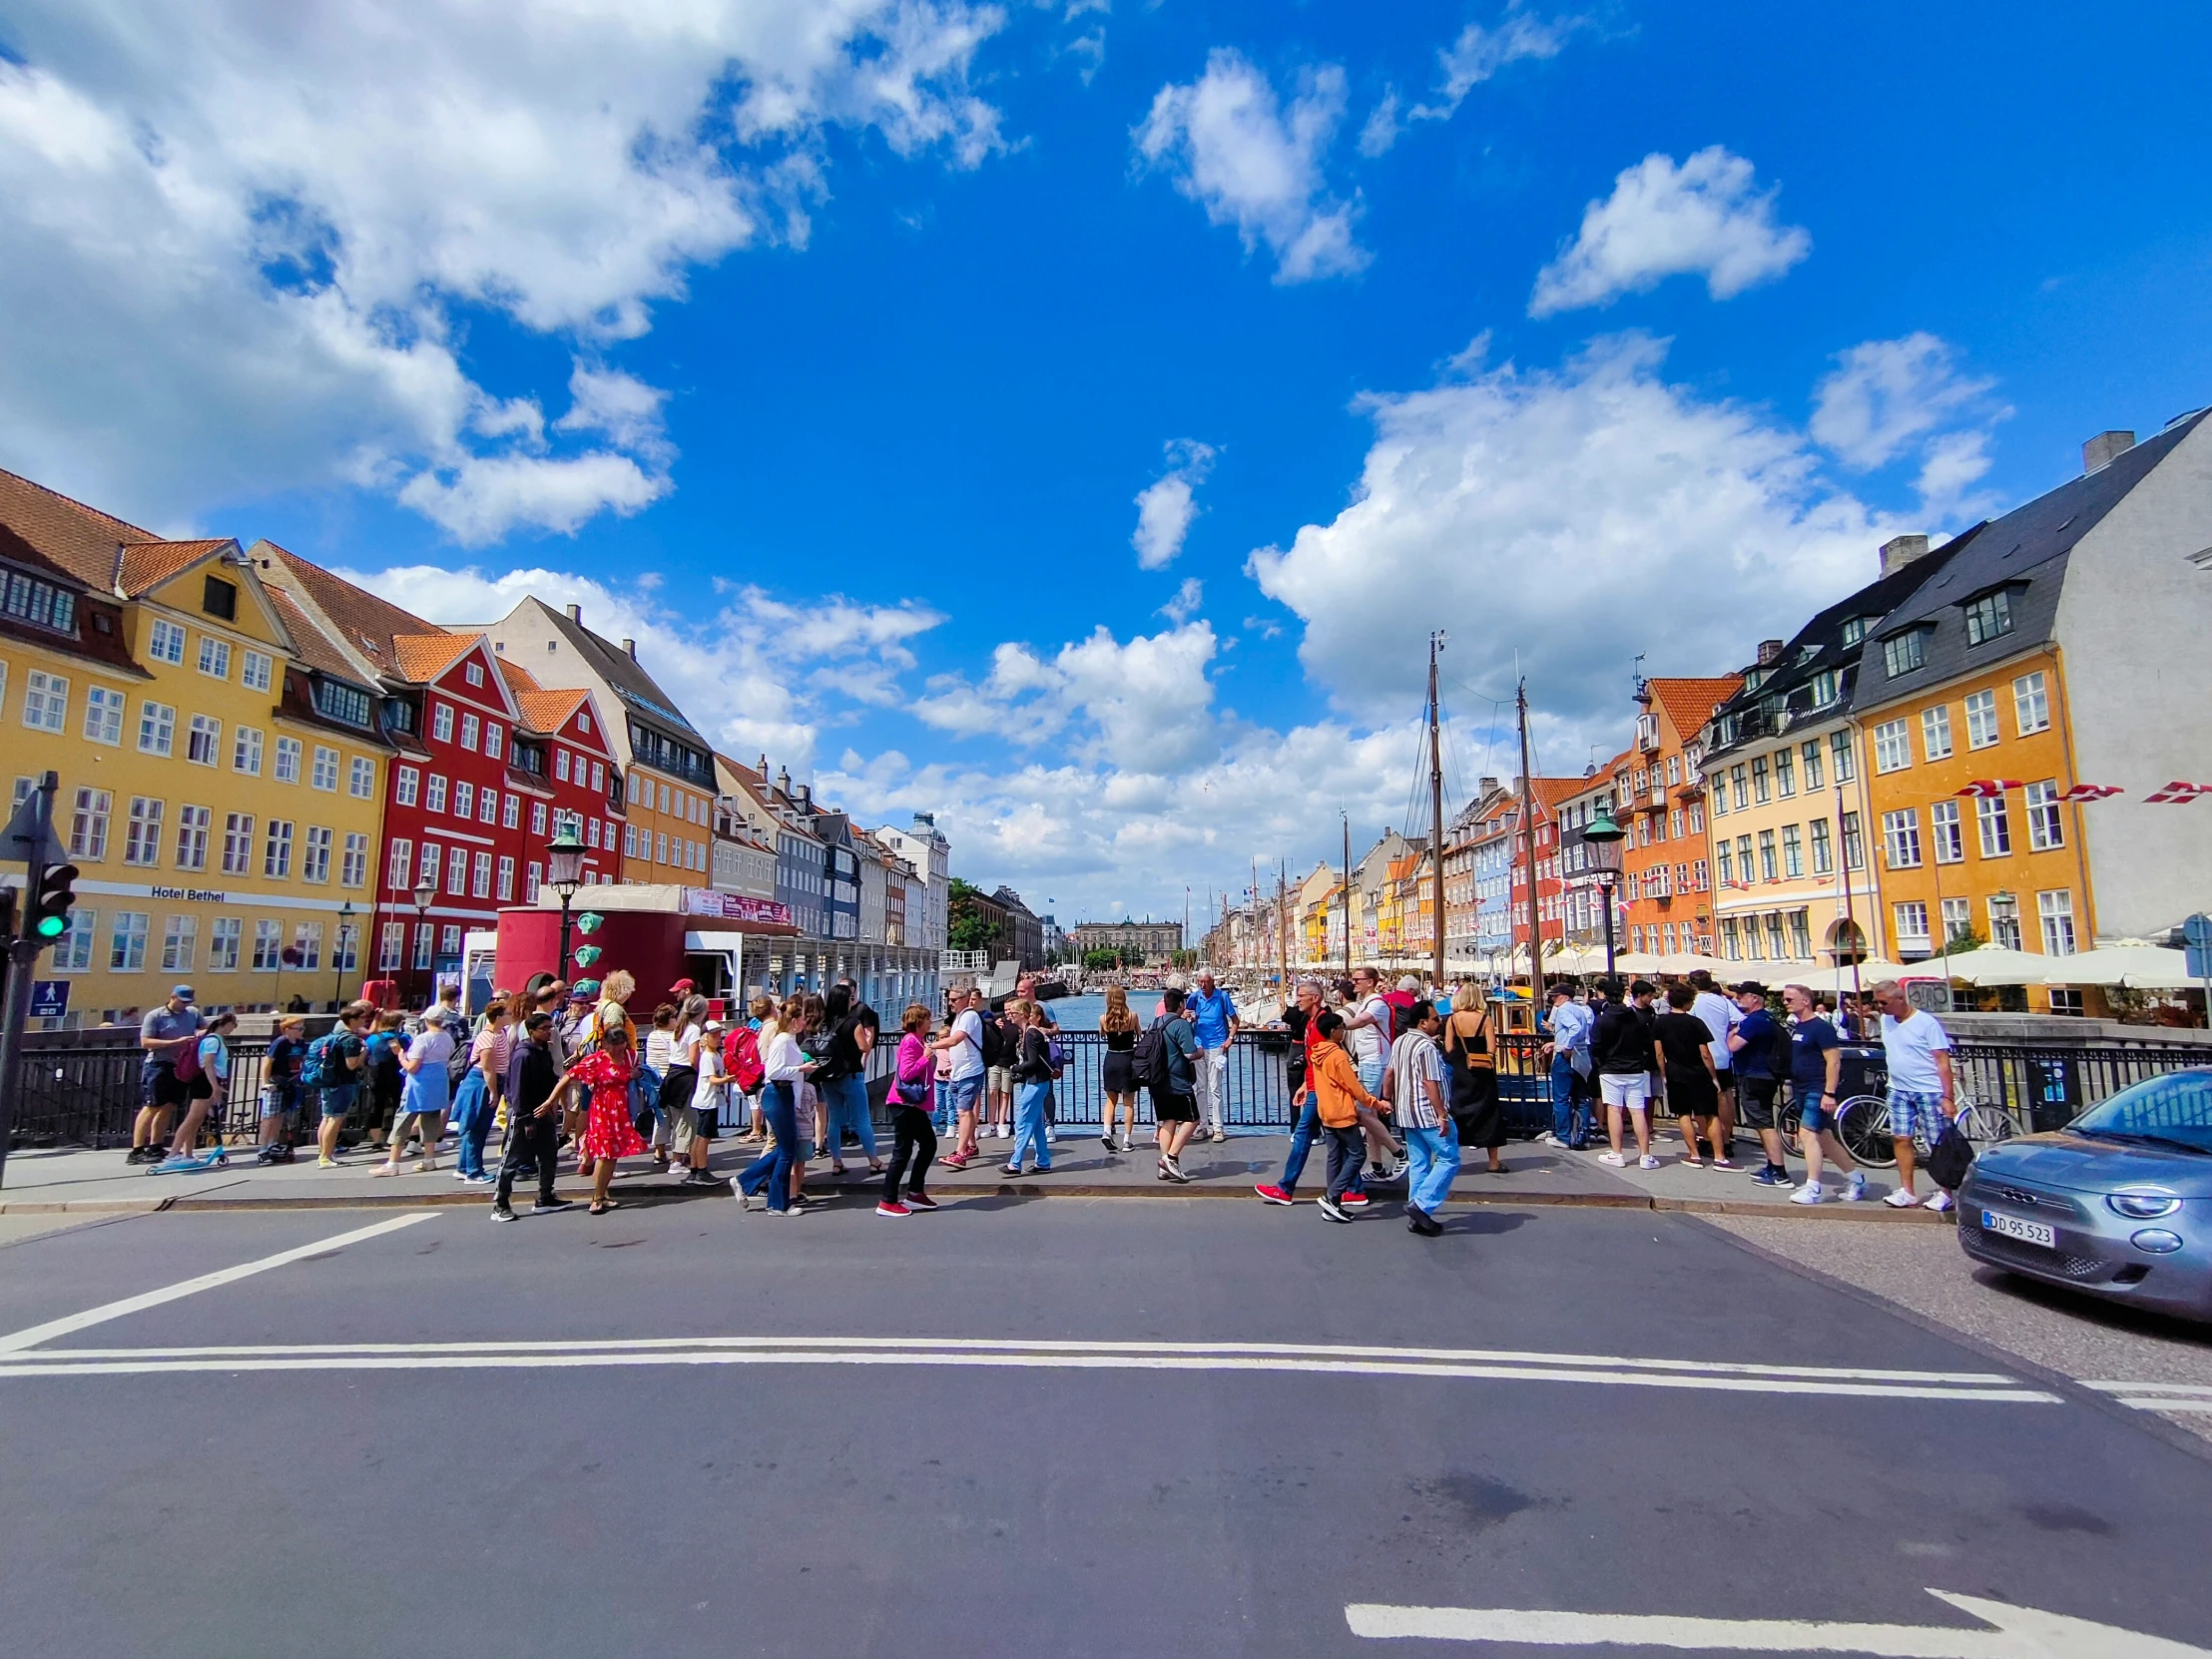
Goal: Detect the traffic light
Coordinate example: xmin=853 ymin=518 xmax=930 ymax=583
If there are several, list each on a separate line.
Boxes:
xmin=0 ymin=886 xmax=15 ymax=942
xmin=28 ymin=862 xmax=79 ymax=943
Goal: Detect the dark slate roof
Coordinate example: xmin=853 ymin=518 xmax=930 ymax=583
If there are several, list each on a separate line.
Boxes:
xmin=1707 ymin=526 xmax=1978 ymax=757
xmin=1851 ymin=411 xmax=2208 ymax=713
xmin=529 ymin=598 xmax=707 ymax=745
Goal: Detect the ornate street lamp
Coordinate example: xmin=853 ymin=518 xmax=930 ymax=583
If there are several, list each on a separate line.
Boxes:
xmin=1582 ymin=805 xmax=1627 ymax=982
xmin=410 ymin=873 xmax=437 ymax=1009
xmin=333 ymin=899 xmax=354 ymax=1009
xmin=547 ymin=822 xmax=587 ymax=985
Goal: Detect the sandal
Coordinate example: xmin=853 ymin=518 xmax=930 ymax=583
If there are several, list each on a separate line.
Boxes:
xmin=590 ymin=1198 xmax=621 ymax=1215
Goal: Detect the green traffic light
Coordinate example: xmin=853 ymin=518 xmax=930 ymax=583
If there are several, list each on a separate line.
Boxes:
xmin=34 ymin=914 xmax=67 ymax=938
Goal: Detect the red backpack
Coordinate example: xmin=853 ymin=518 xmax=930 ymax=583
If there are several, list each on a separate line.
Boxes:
xmin=722 ymin=1025 xmax=765 ymax=1093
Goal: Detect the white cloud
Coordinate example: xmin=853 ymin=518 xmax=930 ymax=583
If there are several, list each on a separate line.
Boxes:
xmin=1810 ymin=331 xmax=1997 ymax=469
xmin=1160 ymin=577 xmax=1204 ymax=623
xmin=1914 ymin=429 xmax=1996 ymax=516
xmin=1357 ymin=93 xmax=1403 ymax=160
xmin=1418 ymin=5 xmax=1584 ymax=119
xmin=1248 ymin=331 xmax=1909 ymax=755
xmin=348 ymin=560 xmax=942 ymax=767
xmin=1131 ymin=437 xmax=1217 ymax=568
xmin=1134 ymin=50 xmax=1367 ymax=283
xmin=1528 ymin=147 xmax=1811 ymax=316
xmin=0 ymin=0 xmax=1009 ymax=540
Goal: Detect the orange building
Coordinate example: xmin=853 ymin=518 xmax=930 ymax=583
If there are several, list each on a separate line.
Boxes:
xmin=1617 ymin=676 xmax=1740 ymax=959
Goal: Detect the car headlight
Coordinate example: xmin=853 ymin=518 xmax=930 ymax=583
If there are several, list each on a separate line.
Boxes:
xmin=2107 ymin=1192 xmax=2182 ymax=1220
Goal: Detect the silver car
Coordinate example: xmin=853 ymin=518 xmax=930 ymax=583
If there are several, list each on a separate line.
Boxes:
xmin=1957 ymin=1068 xmax=2212 ymax=1323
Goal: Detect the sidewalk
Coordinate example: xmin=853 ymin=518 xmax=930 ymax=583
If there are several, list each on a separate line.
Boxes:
xmin=0 ymin=1130 xmax=1952 ymax=1221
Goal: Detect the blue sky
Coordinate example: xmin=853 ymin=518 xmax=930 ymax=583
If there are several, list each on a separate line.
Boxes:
xmin=4 ymin=1 xmax=2209 ymax=923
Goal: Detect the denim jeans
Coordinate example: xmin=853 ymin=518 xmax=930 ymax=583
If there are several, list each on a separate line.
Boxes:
xmin=825 ymin=1073 xmax=875 ymax=1159
xmin=1281 ymin=1097 xmax=1365 ymax=1196
xmin=739 ymin=1082 xmax=800 ymax=1211
xmin=943 ymin=1073 xmax=981 ymax=1136
xmin=1357 ymin=1056 xmax=1386 ymax=1098
xmin=1550 ymin=1055 xmax=1590 ymax=1147
xmin=1403 ymin=1122 xmax=1460 ymax=1214
xmin=1323 ymin=1124 xmax=1366 ymax=1202
xmin=449 ymin=1071 xmax=493 ymax=1178
xmin=1007 ymin=1080 xmax=1053 ymax=1169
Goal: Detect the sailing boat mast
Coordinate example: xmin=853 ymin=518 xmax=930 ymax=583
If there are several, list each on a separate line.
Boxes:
xmin=1427 ymin=630 xmax=1447 ymax=988
xmin=1341 ymin=812 xmax=1353 ymax=980
xmin=1517 ymin=679 xmax=1544 ymax=994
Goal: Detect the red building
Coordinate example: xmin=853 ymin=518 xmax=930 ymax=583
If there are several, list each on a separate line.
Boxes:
xmin=496 ymin=657 xmax=624 ymax=902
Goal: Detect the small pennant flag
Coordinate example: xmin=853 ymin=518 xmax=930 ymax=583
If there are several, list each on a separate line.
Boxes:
xmin=1954 ymin=779 xmax=2022 ymax=799
xmin=2145 ymin=781 xmax=2212 ymax=805
xmin=2054 ymin=784 xmax=2125 ymax=803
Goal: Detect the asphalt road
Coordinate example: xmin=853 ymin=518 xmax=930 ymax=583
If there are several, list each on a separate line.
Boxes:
xmin=1 ymin=1196 xmax=2208 ymax=1658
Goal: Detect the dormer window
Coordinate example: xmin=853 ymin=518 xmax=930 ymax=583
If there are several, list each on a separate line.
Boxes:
xmin=1882 ymin=625 xmax=1932 ymax=679
xmin=1841 ymin=616 xmax=1869 ymax=649
xmin=1961 ymin=586 xmax=2016 ymax=647
xmin=3 ymin=567 xmax=78 ymax=636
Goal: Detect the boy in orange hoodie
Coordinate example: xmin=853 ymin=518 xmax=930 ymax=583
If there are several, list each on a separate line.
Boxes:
xmin=1309 ymin=1011 xmax=1385 ymax=1223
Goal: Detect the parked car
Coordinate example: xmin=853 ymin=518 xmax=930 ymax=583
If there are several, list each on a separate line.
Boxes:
xmin=1957 ymin=1068 xmax=2212 ymax=1322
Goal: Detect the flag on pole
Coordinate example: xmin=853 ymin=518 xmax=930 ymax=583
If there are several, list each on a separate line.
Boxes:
xmin=2053 ymin=783 xmax=2125 ymax=803
xmin=1954 ymin=779 xmax=2022 ymax=798
xmin=2145 ymin=781 xmax=2212 ymax=804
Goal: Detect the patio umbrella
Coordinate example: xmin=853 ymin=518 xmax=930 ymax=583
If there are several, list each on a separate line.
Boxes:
xmin=1935 ymin=946 xmax=2050 ymax=986
xmin=2041 ymin=944 xmax=2197 ymax=988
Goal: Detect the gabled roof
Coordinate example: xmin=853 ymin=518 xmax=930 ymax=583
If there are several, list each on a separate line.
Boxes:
xmin=0 ymin=519 xmax=148 ymax=678
xmin=263 ymin=543 xmax=438 ymax=682
xmin=521 ymin=597 xmax=706 ymax=745
xmin=0 ymin=465 xmax=156 ymax=589
xmin=118 ymin=538 xmax=236 ymax=597
xmin=389 ymin=632 xmax=480 ymax=685
xmin=496 ymin=657 xmax=543 ymax=696
xmin=514 ymin=685 xmax=592 ymax=738
xmin=265 ymin=587 xmax=368 ymax=682
xmin=1646 ymin=676 xmax=1745 ymax=742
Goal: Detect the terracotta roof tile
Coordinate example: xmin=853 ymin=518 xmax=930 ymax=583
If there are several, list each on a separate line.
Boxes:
xmin=495 ymin=656 xmax=543 ymax=695
xmin=0 ymin=465 xmax=156 ymax=590
xmin=265 ymin=587 xmax=362 ymax=681
xmin=390 ymin=632 xmax=478 ymax=684
xmin=265 ymin=544 xmax=439 ymax=679
xmin=1647 ymin=676 xmax=1744 ymax=742
xmin=116 ymin=538 xmax=235 ymax=596
xmin=513 ymin=686 xmax=588 ymax=736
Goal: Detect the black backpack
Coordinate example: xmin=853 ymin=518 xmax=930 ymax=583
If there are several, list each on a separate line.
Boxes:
xmin=1926 ymin=1124 xmax=1975 ymax=1191
xmin=1131 ymin=1018 xmax=1176 ymax=1097
xmin=978 ymin=1010 xmax=1014 ymax=1069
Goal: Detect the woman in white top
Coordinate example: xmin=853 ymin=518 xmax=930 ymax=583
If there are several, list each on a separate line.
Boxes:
xmin=667 ymin=998 xmax=717 ymax=1187
xmin=736 ymin=995 xmax=819 ymax=1213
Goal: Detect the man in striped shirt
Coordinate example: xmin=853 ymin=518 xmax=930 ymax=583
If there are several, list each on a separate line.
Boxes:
xmin=1385 ymin=1000 xmax=1457 ymax=1237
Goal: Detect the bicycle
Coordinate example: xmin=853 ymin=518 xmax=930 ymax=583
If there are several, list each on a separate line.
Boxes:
xmin=1818 ymin=1093 xmax=2018 ymax=1168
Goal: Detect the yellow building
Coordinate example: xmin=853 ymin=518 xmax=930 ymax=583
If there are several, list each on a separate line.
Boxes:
xmin=0 ymin=470 xmax=390 ymax=1026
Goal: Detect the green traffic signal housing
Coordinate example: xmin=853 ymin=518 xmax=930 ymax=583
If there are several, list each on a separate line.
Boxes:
xmin=30 ymin=863 xmax=79 ymax=941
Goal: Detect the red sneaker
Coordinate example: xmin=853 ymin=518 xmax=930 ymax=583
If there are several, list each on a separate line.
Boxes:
xmin=904 ymin=1192 xmax=939 ymax=1211
xmin=1254 ymin=1183 xmax=1294 ymax=1206
xmin=1340 ymin=1191 xmax=1371 ymax=1207
xmin=875 ymin=1201 xmax=910 ymax=1218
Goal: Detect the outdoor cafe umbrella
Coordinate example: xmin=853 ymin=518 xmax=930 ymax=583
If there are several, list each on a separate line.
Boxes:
xmin=2039 ymin=943 xmax=2197 ymax=989
xmin=1934 ymin=946 xmax=2050 ymax=986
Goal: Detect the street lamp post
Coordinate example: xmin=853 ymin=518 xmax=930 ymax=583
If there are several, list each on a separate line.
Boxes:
xmin=546 ymin=823 xmax=587 ymax=984
xmin=410 ymin=874 xmax=437 ymax=1009
xmin=332 ymin=900 xmax=354 ymax=1010
xmin=1582 ymin=806 xmax=1627 ymax=983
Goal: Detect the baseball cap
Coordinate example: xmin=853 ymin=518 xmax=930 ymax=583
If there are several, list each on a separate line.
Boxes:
xmin=669 ymin=977 xmax=697 ymax=997
xmin=572 ymin=978 xmax=602 ymax=997
xmin=1730 ymin=980 xmax=1769 ymax=996
xmin=171 ymin=984 xmax=195 ymax=1002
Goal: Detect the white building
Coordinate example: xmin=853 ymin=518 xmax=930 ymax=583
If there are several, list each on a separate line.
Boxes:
xmin=876 ymin=812 xmax=951 ymax=953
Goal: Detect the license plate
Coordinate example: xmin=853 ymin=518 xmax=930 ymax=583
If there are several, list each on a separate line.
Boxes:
xmin=1981 ymin=1210 xmax=2056 ymax=1249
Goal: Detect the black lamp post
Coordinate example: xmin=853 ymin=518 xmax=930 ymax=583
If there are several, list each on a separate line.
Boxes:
xmin=547 ymin=823 xmax=587 ymax=984
xmin=333 ymin=899 xmax=354 ymax=1010
xmin=410 ymin=874 xmax=437 ymax=1008
xmin=1582 ymin=805 xmax=1627 ymax=982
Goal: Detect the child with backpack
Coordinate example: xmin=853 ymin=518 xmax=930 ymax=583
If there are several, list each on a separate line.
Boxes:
xmin=256 ymin=1014 xmax=308 ymax=1163
xmin=311 ymin=1003 xmax=372 ymax=1168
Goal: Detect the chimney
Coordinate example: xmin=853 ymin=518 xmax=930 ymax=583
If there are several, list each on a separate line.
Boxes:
xmin=796 ymin=783 xmax=813 ymax=808
xmin=1878 ymin=533 xmax=1932 ymax=577
xmin=1756 ymin=639 xmax=1786 ymax=666
xmin=2082 ymin=430 xmax=2135 ymax=473
xmin=776 ymin=766 xmax=791 ymax=794
xmin=1478 ymin=775 xmax=1500 ymax=796
xmin=620 ymin=638 xmax=637 ymax=660
xmin=565 ymin=603 xmax=583 ymax=624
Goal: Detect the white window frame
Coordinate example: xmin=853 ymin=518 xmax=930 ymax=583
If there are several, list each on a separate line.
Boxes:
xmin=83 ymin=685 xmax=125 ymax=745
xmin=1872 ymin=719 xmax=1912 ymax=774
xmin=310 ymin=745 xmax=339 ymax=791
xmin=109 ymin=910 xmax=150 ymax=971
xmin=349 ymin=756 xmax=375 ymax=799
xmin=1963 ymin=689 xmax=1999 ymax=750
xmin=1975 ymin=794 xmax=2011 ymax=858
xmin=209 ymin=915 xmax=242 ymax=971
xmin=187 ymin=713 xmax=221 ymax=767
xmin=2012 ymin=671 xmax=2050 ymax=737
xmin=1920 ymin=704 xmax=1952 ymax=762
xmin=233 ymin=726 xmax=264 ymax=775
xmin=197 ymin=636 xmax=231 ymax=680
xmin=274 ymin=736 xmax=302 ymax=784
xmin=241 ymin=650 xmax=274 ymax=693
xmin=2037 ymin=889 xmax=2076 ymax=956
xmin=137 ymin=700 xmax=176 ymax=756
xmin=147 ymin=618 xmax=186 ymax=665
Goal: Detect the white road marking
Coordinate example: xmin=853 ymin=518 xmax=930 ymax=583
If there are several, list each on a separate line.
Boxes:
xmin=2080 ymin=1380 xmax=2212 ymax=1413
xmin=0 ymin=1332 xmax=2057 ymax=1400
xmin=1345 ymin=1588 xmax=2212 ymax=1656
xmin=0 ymin=1214 xmax=431 ymax=1355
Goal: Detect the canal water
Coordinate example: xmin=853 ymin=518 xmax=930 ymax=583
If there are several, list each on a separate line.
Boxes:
xmin=1038 ymin=991 xmax=1158 ymax=1031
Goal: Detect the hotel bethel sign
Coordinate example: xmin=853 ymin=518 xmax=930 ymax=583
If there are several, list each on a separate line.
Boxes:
xmin=682 ymin=887 xmax=794 ymax=929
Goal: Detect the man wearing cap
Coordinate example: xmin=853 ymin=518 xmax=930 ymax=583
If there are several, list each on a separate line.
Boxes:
xmin=1726 ymin=982 xmax=1792 ymax=1188
xmin=1537 ymin=983 xmax=1592 ymax=1150
xmin=1185 ymin=968 xmax=1239 ymax=1143
xmin=129 ymin=986 xmax=207 ymax=1164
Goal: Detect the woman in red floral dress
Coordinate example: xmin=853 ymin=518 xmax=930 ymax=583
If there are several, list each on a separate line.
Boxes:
xmin=550 ymin=1021 xmax=649 ymax=1214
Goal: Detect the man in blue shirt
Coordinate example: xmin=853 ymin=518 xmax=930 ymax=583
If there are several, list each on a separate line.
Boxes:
xmin=1726 ymin=982 xmax=1791 ymax=1188
xmin=1538 ymin=984 xmax=1592 ymax=1150
xmin=1781 ymin=983 xmax=1865 ymax=1205
xmin=1185 ymin=969 xmax=1239 ymax=1143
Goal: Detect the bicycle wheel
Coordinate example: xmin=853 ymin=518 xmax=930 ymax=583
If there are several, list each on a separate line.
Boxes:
xmin=1776 ymin=1097 xmax=1803 ymax=1156
xmin=1835 ymin=1095 xmax=1894 ymax=1168
xmin=1955 ymin=1099 xmax=2016 ymax=1148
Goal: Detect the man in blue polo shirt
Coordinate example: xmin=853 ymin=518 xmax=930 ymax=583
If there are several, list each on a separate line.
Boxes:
xmin=1185 ymin=969 xmax=1239 ymax=1143
xmin=1783 ymin=983 xmax=1865 ymax=1206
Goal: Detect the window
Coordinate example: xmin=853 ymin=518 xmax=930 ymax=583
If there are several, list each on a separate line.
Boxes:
xmin=526 ymin=861 xmax=542 ymax=902
xmin=253 ymin=919 xmax=282 ymax=972
xmin=201 ymin=573 xmax=237 ymax=620
xmin=310 ymin=746 xmax=338 ymax=791
xmin=1842 ymin=616 xmax=1869 ymax=649
xmin=1687 ymin=803 xmax=1704 ymax=834
xmin=1766 ymin=913 xmax=1789 ymax=961
xmin=109 ymin=911 xmax=150 ymax=971
xmin=420 ymin=844 xmax=439 ymax=892
xmin=2025 ymin=781 xmax=2065 ymax=850
xmin=1716 ymin=840 xmax=1736 ymax=886
xmin=23 ymin=670 xmax=69 ymax=732
xmin=148 ymin=619 xmax=186 ymax=664
xmin=1810 ymin=817 xmax=1833 ymax=874
xmin=197 ymin=636 xmax=231 ymax=680
xmin=1781 ymin=824 xmax=1804 ymax=877
xmin=1975 ymin=794 xmax=2011 ymax=857
xmin=623 ymin=824 xmax=637 ymax=857
xmin=241 ymin=650 xmax=273 ymax=693
xmin=1692 ymin=858 xmax=1708 ymax=891
xmin=1871 ymin=719 xmax=1910 ymax=773
xmin=579 ymin=712 xmax=592 ymax=735
xmin=161 ymin=914 xmax=197 ymax=973
xmin=453 ymin=782 xmax=474 ymax=821
xmin=411 ymin=924 xmax=432 ymax=971
xmin=446 ymin=844 xmax=467 ymax=894
xmin=1921 ymin=704 xmax=1952 ymax=761
xmin=301 ymin=825 xmax=332 ymax=883
xmin=395 ymin=766 xmax=419 ymax=807
xmin=349 ymin=756 xmax=374 ymax=799
xmin=1988 ymin=894 xmax=2021 ymax=951
xmin=2012 ymin=671 xmax=2050 ymax=736
xmin=341 ymin=831 xmax=368 ymax=887
xmin=1757 ymin=829 xmax=1778 ymax=881
xmin=291 ymin=921 xmax=322 ymax=971
xmin=464 ymin=661 xmax=484 ymax=687
xmin=53 ymin=907 xmax=96 ymax=971
xmin=1964 ymin=689 xmax=1999 ymax=749
xmin=186 ymin=713 xmax=221 ymax=766
xmin=264 ymin=820 xmax=293 ymax=877
xmin=83 ymin=685 xmax=125 ymax=745
xmin=1669 ymin=809 xmax=1684 ymax=839
xmin=123 ymin=797 xmax=164 ymax=865
xmin=484 ymin=725 xmax=502 ymax=761
xmin=1882 ymin=629 xmax=1927 ymax=678
xmin=378 ymin=922 xmax=404 ymax=972
xmin=496 ymin=855 xmax=515 ymax=901
xmin=1963 ymin=588 xmax=2014 ymax=646
xmin=1811 ymin=670 xmax=1839 ymax=707
xmin=1883 ymin=809 xmax=1922 ymax=868
xmin=460 ymin=713 xmax=479 ymax=752
xmin=591 ymin=761 xmax=605 ymax=792
xmin=657 ymin=831 xmax=670 ymax=863
xmin=472 ymin=850 xmax=493 ymax=898
xmin=1789 ymin=910 xmax=1813 ymax=959
xmin=439 ymin=923 xmax=462 ymax=956
xmin=274 ymin=736 xmax=302 ymax=783
xmin=501 ymin=794 xmax=519 ymax=830
xmin=1829 ymin=731 xmax=1855 ymax=784
xmin=1940 ymin=897 xmax=1970 ymax=947
xmin=432 ymin=702 xmax=454 ymax=743
xmin=210 ymin=916 xmax=242 ymax=972
xmin=335 ymin=921 xmax=358 ymax=974
xmin=137 ymin=701 xmax=176 ymax=756
xmin=555 ymin=748 xmax=570 ymax=783
xmin=222 ymin=813 xmax=255 ymax=874
xmin=387 ymin=838 xmax=412 ymax=893
xmin=174 ymin=804 xmax=211 ymax=870
xmin=233 ymin=725 xmax=264 ymax=774
xmin=531 ymin=801 xmax=548 ymax=836
xmin=1774 ymin=748 xmax=1794 ymax=798
xmin=69 ymin=789 xmax=112 ymax=860
xmin=1841 ymin=811 xmax=1865 ymax=870
xmin=425 ymin=775 xmax=447 ymax=815
xmin=1894 ymin=901 xmax=1932 ymax=949
xmin=2 ymin=567 xmax=78 ymax=634
xmin=1801 ymin=740 xmax=1824 ymax=792
xmin=1712 ymin=781 xmax=1728 ymax=818
xmin=1931 ymin=799 xmax=1963 ymax=863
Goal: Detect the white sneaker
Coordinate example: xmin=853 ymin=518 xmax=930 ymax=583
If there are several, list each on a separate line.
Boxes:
xmin=1043 ymin=1127 xmax=1056 ymax=1144
xmin=1844 ymin=1172 xmax=1868 ymax=1203
xmin=1884 ymin=1187 xmax=1923 ymax=1209
xmin=1638 ymin=1154 xmax=1660 ymax=1171
xmin=1597 ymin=1151 xmax=1627 ymax=1167
xmin=1535 ymin=1132 xmax=1560 ymax=1147
xmin=1926 ymin=1190 xmax=1954 ymax=1214
xmin=1789 ymin=1181 xmax=1825 ymax=1205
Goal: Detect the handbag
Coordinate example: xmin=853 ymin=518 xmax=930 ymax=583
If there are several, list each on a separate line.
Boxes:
xmin=1925 ymin=1122 xmax=1974 ymax=1191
